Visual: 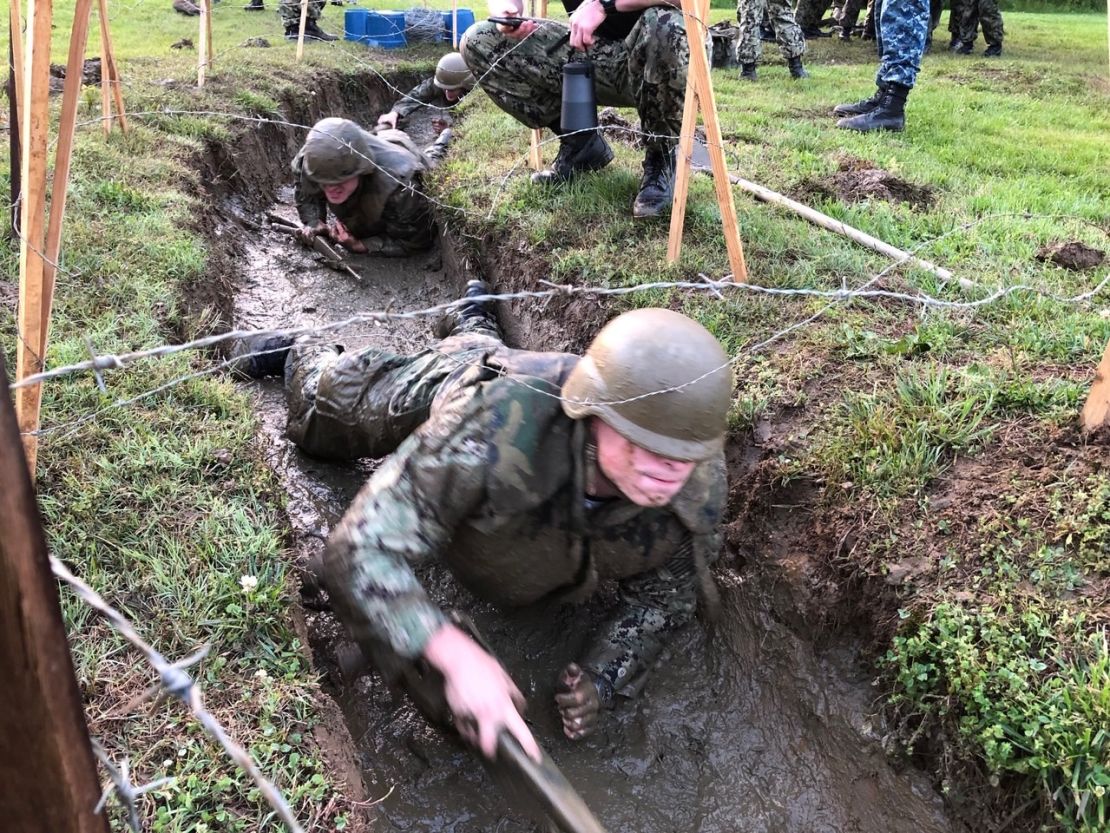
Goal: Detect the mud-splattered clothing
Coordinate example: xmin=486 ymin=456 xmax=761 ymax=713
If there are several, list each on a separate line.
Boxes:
xmin=290 ymin=331 xmax=726 ymax=700
xmin=279 ymin=0 xmax=322 ymax=26
xmin=874 ymin=0 xmax=929 ymax=89
xmin=957 ymin=0 xmax=1001 ymax=46
xmin=737 ymin=0 xmax=805 ymax=63
xmin=292 ymin=127 xmax=439 ymax=256
xmin=461 ymin=7 xmax=690 ymax=151
xmin=390 ymin=77 xmax=458 ymax=123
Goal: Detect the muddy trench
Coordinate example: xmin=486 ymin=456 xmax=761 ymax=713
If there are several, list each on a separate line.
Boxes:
xmin=199 ymin=72 xmax=968 ymax=833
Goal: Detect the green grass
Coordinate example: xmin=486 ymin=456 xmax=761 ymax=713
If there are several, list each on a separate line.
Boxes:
xmin=2 ymin=3 xmax=1108 ymax=831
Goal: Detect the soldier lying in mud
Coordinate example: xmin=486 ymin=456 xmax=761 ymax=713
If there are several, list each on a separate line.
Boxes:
xmin=291 ymin=117 xmax=450 ymax=258
xmin=234 ymin=286 xmax=731 ymax=760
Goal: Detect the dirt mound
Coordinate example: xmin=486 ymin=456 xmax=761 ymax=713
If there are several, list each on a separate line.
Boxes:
xmin=48 ymin=58 xmax=101 ymax=93
xmin=793 ymin=155 xmax=935 ymax=210
xmin=1035 ymin=240 xmax=1106 ymax=271
xmin=598 ymin=107 xmax=644 ymax=148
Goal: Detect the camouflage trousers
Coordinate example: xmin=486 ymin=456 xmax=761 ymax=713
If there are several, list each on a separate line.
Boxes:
xmin=279 ymin=0 xmax=322 ymax=26
xmin=835 ymin=0 xmax=868 ymax=32
xmin=958 ymin=0 xmax=1002 ymax=45
xmin=793 ymin=0 xmax=831 ymax=30
xmin=737 ymin=0 xmax=805 ymax=63
xmin=948 ymin=0 xmax=972 ymax=37
xmin=461 ymin=9 xmax=689 ymax=150
xmin=284 ymin=323 xmax=500 ymax=461
xmin=874 ymin=0 xmax=929 ymax=88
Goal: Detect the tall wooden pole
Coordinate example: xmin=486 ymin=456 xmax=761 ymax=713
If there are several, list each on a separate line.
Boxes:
xmin=98 ymin=0 xmax=111 ymax=132
xmin=197 ymin=0 xmax=210 ymax=85
xmin=8 ymin=0 xmax=24 ymax=132
xmin=527 ymin=0 xmax=547 ymax=170
xmin=15 ymin=0 xmax=55 ymax=472
xmin=0 ymin=352 xmax=111 ymax=833
xmin=7 ymin=31 xmax=22 ymax=237
xmin=97 ymin=0 xmax=128 ymax=132
xmin=295 ymin=0 xmax=309 ymax=62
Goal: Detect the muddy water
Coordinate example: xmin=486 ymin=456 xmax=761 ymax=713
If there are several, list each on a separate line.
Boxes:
xmin=230 ymin=144 xmax=964 ymax=833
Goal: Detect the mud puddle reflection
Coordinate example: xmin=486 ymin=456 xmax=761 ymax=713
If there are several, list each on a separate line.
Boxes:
xmin=232 ymin=184 xmax=963 ymax=833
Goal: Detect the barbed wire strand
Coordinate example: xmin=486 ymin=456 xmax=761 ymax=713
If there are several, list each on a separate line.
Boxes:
xmin=50 ymin=556 xmax=308 ymax=833
xmin=92 ymin=740 xmax=177 ymax=833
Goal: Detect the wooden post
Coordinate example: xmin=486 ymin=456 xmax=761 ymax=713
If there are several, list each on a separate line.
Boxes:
xmin=8 ymin=32 xmax=22 ymax=237
xmin=97 ymin=0 xmax=111 ymax=132
xmin=205 ymin=0 xmax=214 ymax=67
xmin=0 ymin=353 xmax=111 ymax=833
xmin=8 ymin=0 xmax=24 ymax=133
xmin=15 ymin=0 xmax=54 ymax=472
xmin=666 ymin=0 xmax=748 ymax=282
xmin=197 ymin=0 xmax=209 ymax=85
xmin=1081 ymin=338 xmax=1110 ymax=432
xmin=452 ymin=0 xmax=459 ymax=48
xmin=295 ymin=0 xmax=309 ymax=62
xmin=527 ymin=0 xmax=546 ymax=170
xmin=97 ymin=0 xmax=128 ymax=133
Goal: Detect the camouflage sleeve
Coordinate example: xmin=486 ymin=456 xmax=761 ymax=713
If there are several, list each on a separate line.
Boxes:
xmin=364 ymin=175 xmax=437 ymax=256
xmin=391 ymin=77 xmax=439 ymax=121
xmin=294 ymin=170 xmax=328 ymax=228
xmin=322 ymin=391 xmax=491 ymax=658
xmin=581 ymin=530 xmax=720 ymax=702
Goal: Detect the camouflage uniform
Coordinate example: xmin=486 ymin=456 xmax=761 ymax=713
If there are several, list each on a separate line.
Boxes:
xmin=958 ymin=0 xmax=1001 ymax=47
xmin=461 ymin=8 xmax=690 ymax=151
xmin=389 ymin=77 xmax=459 ymax=123
xmin=793 ymin=0 xmax=831 ymax=31
xmin=737 ymin=0 xmax=806 ymax=64
xmin=948 ymin=0 xmax=974 ymax=44
xmin=279 ymin=0 xmax=322 ymax=27
xmin=293 ymin=121 xmax=444 ymax=257
xmin=873 ymin=0 xmax=929 ymax=89
xmin=291 ymin=324 xmax=726 ymax=702
xmin=836 ymin=0 xmax=868 ymax=34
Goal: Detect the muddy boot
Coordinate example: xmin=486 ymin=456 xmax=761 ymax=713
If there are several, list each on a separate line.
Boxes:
xmin=836 ymin=82 xmax=908 ymax=132
xmin=243 ymin=0 xmax=264 ymax=9
xmin=947 ymin=36 xmax=961 ymax=50
xmin=983 ymin=42 xmax=1002 ymax=56
xmin=788 ymin=57 xmax=809 ymax=79
xmin=632 ymin=146 xmax=676 ymax=220
xmin=304 ymin=19 xmax=338 ymax=40
xmin=955 ymin=40 xmax=973 ymax=54
xmin=228 ymin=334 xmax=295 ymax=379
xmin=435 ymin=280 xmax=501 ymax=339
xmin=740 ymin=62 xmax=758 ymax=81
xmin=801 ymin=26 xmax=831 ymax=39
xmin=173 ymin=0 xmax=201 ymax=15
xmin=832 ymin=84 xmax=885 ymax=116
xmin=424 ymin=128 xmax=452 ymax=165
xmin=530 ymin=126 xmax=614 ymax=186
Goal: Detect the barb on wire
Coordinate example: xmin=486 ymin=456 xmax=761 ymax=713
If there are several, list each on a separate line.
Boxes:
xmin=51 ymin=557 xmax=307 ymax=833
xmin=92 ymin=741 xmax=176 ymax=833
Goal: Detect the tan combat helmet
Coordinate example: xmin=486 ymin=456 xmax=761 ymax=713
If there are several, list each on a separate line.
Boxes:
xmin=434 ymin=52 xmax=475 ymax=92
xmin=561 ymin=308 xmax=733 ymax=462
xmin=299 ymin=118 xmax=378 ymax=184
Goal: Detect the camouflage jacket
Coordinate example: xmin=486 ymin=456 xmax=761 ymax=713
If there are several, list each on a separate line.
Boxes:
xmin=324 ymin=350 xmax=727 ymax=701
xmin=292 ymin=129 xmax=437 ymax=256
xmin=390 ymin=77 xmax=457 ymax=121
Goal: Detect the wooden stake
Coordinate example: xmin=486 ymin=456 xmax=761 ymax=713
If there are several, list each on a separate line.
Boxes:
xmin=97 ymin=0 xmax=127 ymax=132
xmin=452 ymin=0 xmax=459 ymax=49
xmin=0 ymin=353 xmax=111 ymax=833
xmin=295 ymin=0 xmax=309 ymax=62
xmin=1081 ymin=337 xmax=1110 ymax=433
xmin=8 ymin=0 xmax=24 ymax=133
xmin=667 ymin=0 xmax=748 ymax=282
xmin=205 ymin=0 xmax=214 ymax=66
xmin=40 ymin=0 xmax=95 ymax=355
xmin=666 ymin=67 xmax=698 ymax=264
xmin=197 ymin=0 xmax=209 ymax=85
xmin=15 ymin=0 xmax=54 ymax=472
xmin=97 ymin=0 xmax=111 ymax=132
xmin=527 ymin=0 xmax=547 ymax=171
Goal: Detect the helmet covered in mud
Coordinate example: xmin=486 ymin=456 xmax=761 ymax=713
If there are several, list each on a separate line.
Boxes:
xmin=434 ymin=52 xmax=475 ymax=92
xmin=298 ymin=117 xmax=378 ymax=185
xmin=561 ymin=308 xmax=733 ymax=462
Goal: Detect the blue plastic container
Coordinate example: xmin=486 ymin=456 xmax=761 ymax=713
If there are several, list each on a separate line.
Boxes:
xmin=343 ymin=8 xmax=369 ymax=41
xmin=364 ymin=10 xmax=408 ymax=48
xmin=441 ymin=8 xmax=475 ymax=43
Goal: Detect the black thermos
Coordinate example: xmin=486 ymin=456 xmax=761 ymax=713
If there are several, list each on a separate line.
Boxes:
xmin=560 ymin=61 xmax=599 ymax=133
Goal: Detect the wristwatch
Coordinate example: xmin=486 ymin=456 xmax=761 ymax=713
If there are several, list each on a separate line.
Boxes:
xmin=598 ymin=0 xmax=617 ymax=15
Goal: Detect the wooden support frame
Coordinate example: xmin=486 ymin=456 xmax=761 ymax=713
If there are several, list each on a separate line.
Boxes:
xmin=8 ymin=0 xmax=24 ymax=133
xmin=1081 ymin=337 xmax=1110 ymax=432
xmin=527 ymin=0 xmax=547 ymax=171
xmin=198 ymin=0 xmax=211 ymax=84
xmin=667 ymin=0 xmax=747 ymax=282
xmin=452 ymin=0 xmax=460 ymax=49
xmin=95 ymin=0 xmax=127 ymax=133
xmin=295 ymin=0 xmax=309 ymax=62
xmin=0 ymin=352 xmax=111 ymax=833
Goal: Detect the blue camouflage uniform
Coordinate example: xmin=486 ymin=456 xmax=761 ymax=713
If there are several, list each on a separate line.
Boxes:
xmin=874 ymin=0 xmax=929 ymax=88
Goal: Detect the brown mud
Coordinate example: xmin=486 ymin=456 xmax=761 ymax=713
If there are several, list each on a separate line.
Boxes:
xmin=200 ymin=70 xmax=969 ymax=832
xmin=792 ymin=155 xmax=935 ymax=211
xmin=1035 ymin=239 xmax=1106 ymax=271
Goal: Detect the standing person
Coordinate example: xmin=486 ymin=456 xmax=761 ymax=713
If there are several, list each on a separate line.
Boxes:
xmin=460 ymin=0 xmax=691 ymax=219
xmin=831 ymin=0 xmax=929 ymax=131
xmin=794 ymin=0 xmax=832 ymax=38
xmin=291 ymin=117 xmax=450 ymax=256
xmin=736 ymin=0 xmax=809 ymax=79
xmin=376 ymin=52 xmax=477 ymax=131
xmin=954 ymin=0 xmax=1002 ymax=55
xmin=233 ymin=297 xmax=732 ymax=754
xmin=834 ymin=0 xmax=868 ymax=40
xmin=279 ymin=0 xmax=337 ymax=40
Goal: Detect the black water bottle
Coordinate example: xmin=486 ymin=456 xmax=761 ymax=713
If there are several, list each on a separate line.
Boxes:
xmin=560 ymin=61 xmax=598 ymax=134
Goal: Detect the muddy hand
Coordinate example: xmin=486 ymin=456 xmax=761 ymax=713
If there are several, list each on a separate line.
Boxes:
xmin=376 ymin=111 xmax=399 ymax=131
xmin=555 ymin=663 xmax=600 ymax=740
xmin=328 ymin=219 xmax=369 ymax=254
xmin=294 ymin=221 xmax=327 ymax=247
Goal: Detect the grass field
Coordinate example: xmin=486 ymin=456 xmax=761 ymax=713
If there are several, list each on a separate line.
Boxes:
xmin=2 ymin=2 xmax=1108 ymax=830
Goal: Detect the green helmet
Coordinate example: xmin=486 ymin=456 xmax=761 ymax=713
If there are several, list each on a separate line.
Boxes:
xmin=561 ymin=308 xmax=732 ymax=462
xmin=434 ymin=52 xmax=475 ymax=92
xmin=299 ymin=118 xmax=376 ymax=185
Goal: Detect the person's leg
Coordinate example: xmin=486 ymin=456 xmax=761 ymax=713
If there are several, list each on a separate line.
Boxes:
xmin=736 ymin=0 xmax=767 ymax=79
xmin=768 ymin=0 xmax=807 ymax=76
xmin=977 ymin=0 xmax=1003 ymax=53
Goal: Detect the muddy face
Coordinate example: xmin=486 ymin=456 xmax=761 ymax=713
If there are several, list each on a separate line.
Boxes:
xmin=592 ymin=419 xmax=696 ymax=507
xmin=221 ymin=101 xmax=967 ymax=833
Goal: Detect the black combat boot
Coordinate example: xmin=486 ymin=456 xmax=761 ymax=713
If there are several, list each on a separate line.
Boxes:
xmin=435 ymin=280 xmax=501 ymax=339
xmin=228 ymin=334 xmax=294 ymax=379
xmin=947 ymin=36 xmax=961 ymax=50
xmin=740 ymin=62 xmax=758 ymax=81
xmin=838 ymin=27 xmax=851 ymax=41
xmin=955 ymin=40 xmax=973 ymax=54
xmin=531 ymin=126 xmax=614 ymax=186
xmin=243 ymin=0 xmax=264 ymax=10
xmin=305 ymin=19 xmax=338 ymax=40
xmin=788 ymin=57 xmax=809 ymax=79
xmin=983 ymin=42 xmax=1002 ymax=56
xmin=632 ymin=146 xmax=676 ymax=220
xmin=801 ymin=26 xmax=831 ymax=39
xmin=832 ymin=84 xmax=885 ymax=116
xmin=836 ymin=82 xmax=908 ymax=132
